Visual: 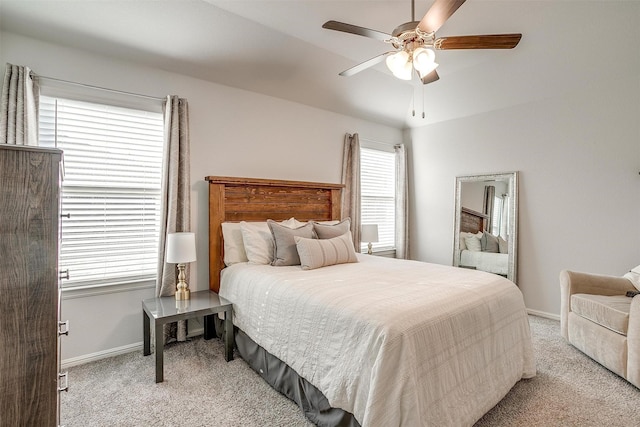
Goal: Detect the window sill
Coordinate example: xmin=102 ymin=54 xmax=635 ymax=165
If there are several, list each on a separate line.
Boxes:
xmin=61 ymin=279 xmax=156 ymax=300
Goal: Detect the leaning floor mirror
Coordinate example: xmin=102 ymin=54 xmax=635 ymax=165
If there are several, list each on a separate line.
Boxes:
xmin=453 ymin=172 xmax=518 ymax=283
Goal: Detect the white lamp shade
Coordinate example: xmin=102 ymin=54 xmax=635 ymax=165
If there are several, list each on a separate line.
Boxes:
xmin=166 ymin=232 xmax=197 ymax=263
xmin=361 ymin=224 xmax=379 ymax=243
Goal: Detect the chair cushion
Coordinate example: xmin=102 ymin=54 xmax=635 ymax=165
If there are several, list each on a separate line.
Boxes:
xmin=571 ymin=294 xmax=631 ymax=335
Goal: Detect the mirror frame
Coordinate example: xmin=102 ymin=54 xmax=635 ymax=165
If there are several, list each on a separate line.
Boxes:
xmin=452 ymin=172 xmax=519 ymax=283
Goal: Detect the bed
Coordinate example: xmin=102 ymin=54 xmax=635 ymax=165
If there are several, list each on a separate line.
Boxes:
xmin=206 ymin=176 xmax=535 ymax=427
xmin=458 ymin=207 xmax=509 ymax=276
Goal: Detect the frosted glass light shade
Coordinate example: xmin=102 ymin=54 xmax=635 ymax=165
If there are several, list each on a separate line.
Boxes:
xmin=413 ymin=47 xmax=439 ymax=76
xmin=386 ymin=51 xmax=412 ymax=80
xmin=166 ymin=232 xmax=197 ymax=263
xmin=361 ymin=224 xmax=379 ymax=243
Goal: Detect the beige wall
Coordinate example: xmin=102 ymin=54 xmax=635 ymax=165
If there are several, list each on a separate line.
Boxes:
xmin=1 ymin=31 xmax=403 ymax=363
xmin=408 ymin=64 xmax=640 ymax=317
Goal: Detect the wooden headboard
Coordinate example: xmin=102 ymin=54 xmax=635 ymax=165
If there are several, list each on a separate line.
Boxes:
xmin=205 ymin=176 xmax=344 ymax=292
xmin=460 ymin=207 xmax=489 ymax=234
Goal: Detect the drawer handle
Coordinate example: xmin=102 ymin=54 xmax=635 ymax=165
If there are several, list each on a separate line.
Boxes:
xmin=59 ymin=269 xmax=70 ymax=280
xmin=58 ymin=320 xmax=69 ymax=336
xmin=58 ymin=372 xmax=69 ymax=393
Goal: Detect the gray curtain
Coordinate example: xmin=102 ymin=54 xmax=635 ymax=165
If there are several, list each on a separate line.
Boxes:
xmin=341 ymin=133 xmax=361 ymax=251
xmin=0 ymin=63 xmax=39 ymax=146
xmin=156 ymin=95 xmax=191 ymax=343
xmin=483 ymin=185 xmax=495 ymax=232
xmin=394 ymin=144 xmax=409 ymax=259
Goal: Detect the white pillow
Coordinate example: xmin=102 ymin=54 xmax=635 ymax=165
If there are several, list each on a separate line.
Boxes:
xmin=623 ymin=264 xmax=640 ymax=291
xmin=459 ymin=232 xmax=473 ymax=251
xmin=464 ymin=234 xmax=482 ymax=252
xmin=221 ymin=222 xmax=248 ymax=266
xmin=295 ymin=232 xmax=358 ymax=270
xmin=239 ymin=218 xmax=298 ymax=265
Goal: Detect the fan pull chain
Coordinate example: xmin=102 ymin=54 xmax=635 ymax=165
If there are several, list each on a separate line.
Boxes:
xmin=412 ymin=89 xmax=416 ymax=117
xmin=422 ymin=86 xmax=426 ymax=119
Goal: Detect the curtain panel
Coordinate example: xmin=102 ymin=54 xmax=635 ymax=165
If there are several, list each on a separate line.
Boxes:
xmin=394 ymin=144 xmax=409 ymax=259
xmin=156 ymin=95 xmax=191 ymax=343
xmin=341 ymin=133 xmax=361 ymax=251
xmin=0 ymin=63 xmax=39 ymax=146
xmin=483 ymin=185 xmax=496 ymax=233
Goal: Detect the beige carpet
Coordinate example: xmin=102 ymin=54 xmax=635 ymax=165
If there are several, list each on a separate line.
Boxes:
xmin=61 ymin=316 xmax=639 ymax=426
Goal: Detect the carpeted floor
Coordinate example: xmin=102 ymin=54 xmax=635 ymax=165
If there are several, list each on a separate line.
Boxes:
xmin=61 ymin=315 xmax=639 ymax=426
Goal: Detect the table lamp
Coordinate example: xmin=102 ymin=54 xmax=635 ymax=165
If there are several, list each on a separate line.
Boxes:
xmin=361 ymin=224 xmax=379 ymax=255
xmin=166 ymin=232 xmax=196 ymax=300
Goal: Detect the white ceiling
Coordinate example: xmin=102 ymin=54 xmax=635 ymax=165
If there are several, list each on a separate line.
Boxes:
xmin=1 ymin=1 xmax=633 ymax=129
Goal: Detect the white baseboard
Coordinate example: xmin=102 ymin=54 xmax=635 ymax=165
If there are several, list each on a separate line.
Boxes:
xmin=527 ymin=308 xmax=560 ymax=321
xmin=61 ymin=342 xmax=143 ymax=369
xmin=61 ymin=327 xmax=206 ymax=369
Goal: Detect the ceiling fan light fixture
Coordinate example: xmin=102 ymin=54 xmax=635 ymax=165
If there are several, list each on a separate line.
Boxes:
xmin=418 ymin=62 xmax=439 ymax=79
xmin=394 ymin=60 xmax=413 ymax=80
xmin=413 ymin=47 xmax=438 ymax=74
xmin=386 ymin=50 xmax=411 ymax=79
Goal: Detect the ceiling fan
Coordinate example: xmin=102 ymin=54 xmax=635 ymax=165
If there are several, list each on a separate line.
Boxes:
xmin=322 ymin=0 xmax=522 ymax=84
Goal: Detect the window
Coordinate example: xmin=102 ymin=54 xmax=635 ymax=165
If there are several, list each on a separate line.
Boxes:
xmin=39 ymin=96 xmax=164 ymax=288
xmin=360 ymin=146 xmax=396 ymax=252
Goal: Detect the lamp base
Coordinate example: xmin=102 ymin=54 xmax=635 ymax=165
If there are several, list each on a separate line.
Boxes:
xmin=175 ymin=288 xmax=190 ymax=300
xmin=367 ymin=242 xmax=373 ymax=255
xmin=175 ymin=263 xmax=191 ymax=300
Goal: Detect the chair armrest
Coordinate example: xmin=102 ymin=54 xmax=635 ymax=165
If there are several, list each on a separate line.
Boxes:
xmin=626 ymin=296 xmax=640 ymax=388
xmin=559 ymin=270 xmax=635 ymax=339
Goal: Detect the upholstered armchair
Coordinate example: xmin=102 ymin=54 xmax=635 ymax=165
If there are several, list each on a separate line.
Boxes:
xmin=560 ymin=270 xmax=639 ymax=389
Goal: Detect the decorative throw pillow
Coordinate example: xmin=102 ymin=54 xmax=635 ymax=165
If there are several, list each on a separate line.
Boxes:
xmin=481 ymin=231 xmax=499 ymax=253
xmin=295 ymin=232 xmax=358 ymax=270
xmin=240 ymin=222 xmax=276 ymax=265
xmin=498 ymin=236 xmax=509 ymax=254
xmin=464 ymin=235 xmax=482 ymax=252
xmin=459 ymin=232 xmax=471 ymax=251
xmin=268 ymin=220 xmax=315 ymax=266
xmin=312 ymin=218 xmax=351 ymax=239
xmin=221 ymin=222 xmax=248 ymax=265
xmin=239 ymin=218 xmax=298 ymax=265
xmin=623 ymin=264 xmax=640 ymax=291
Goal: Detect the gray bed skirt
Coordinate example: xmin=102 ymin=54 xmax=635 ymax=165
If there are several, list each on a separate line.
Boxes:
xmin=215 ymin=315 xmax=360 ymax=427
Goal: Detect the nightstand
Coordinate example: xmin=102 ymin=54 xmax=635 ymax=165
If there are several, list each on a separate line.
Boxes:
xmin=142 ymin=290 xmax=233 ymax=383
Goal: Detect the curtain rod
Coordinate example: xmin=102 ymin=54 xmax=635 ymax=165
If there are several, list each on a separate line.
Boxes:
xmin=34 ymin=73 xmax=165 ymax=102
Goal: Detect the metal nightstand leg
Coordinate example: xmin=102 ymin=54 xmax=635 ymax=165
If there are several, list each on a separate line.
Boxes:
xmin=155 ymin=320 xmax=164 ymax=383
xmin=143 ymin=311 xmax=150 ymax=356
xmin=224 ymin=308 xmax=233 ymax=362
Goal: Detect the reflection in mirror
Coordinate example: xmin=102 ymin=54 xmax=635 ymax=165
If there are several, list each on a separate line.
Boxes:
xmin=453 ymin=172 xmax=518 ymax=283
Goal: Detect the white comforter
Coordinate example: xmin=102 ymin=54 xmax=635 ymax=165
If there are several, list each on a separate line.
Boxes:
xmin=460 ymin=249 xmax=509 ymax=275
xmin=220 ymin=255 xmax=535 ymax=427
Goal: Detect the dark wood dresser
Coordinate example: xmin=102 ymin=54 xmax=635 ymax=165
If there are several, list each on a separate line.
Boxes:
xmin=0 ymin=145 xmax=65 ymax=427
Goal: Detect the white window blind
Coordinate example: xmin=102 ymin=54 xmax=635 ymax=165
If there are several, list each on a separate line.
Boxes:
xmin=39 ymin=96 xmax=164 ymax=288
xmin=360 ymin=147 xmax=396 ymax=252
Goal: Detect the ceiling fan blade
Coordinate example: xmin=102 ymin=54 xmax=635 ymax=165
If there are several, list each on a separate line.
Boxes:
xmin=417 ymin=0 xmax=467 ymax=34
xmin=435 ymin=34 xmax=522 ymax=50
xmin=419 ymin=69 xmax=440 ymax=85
xmin=339 ymin=52 xmax=395 ymax=77
xmin=322 ymin=20 xmax=391 ymax=42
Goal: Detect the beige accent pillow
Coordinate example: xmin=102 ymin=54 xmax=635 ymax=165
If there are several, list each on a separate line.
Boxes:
xmin=498 ymin=236 xmax=509 ymax=254
xmin=295 ymin=232 xmax=358 ymax=270
xmin=312 ymin=218 xmax=351 ymax=239
xmin=268 ymin=220 xmax=315 ymax=266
